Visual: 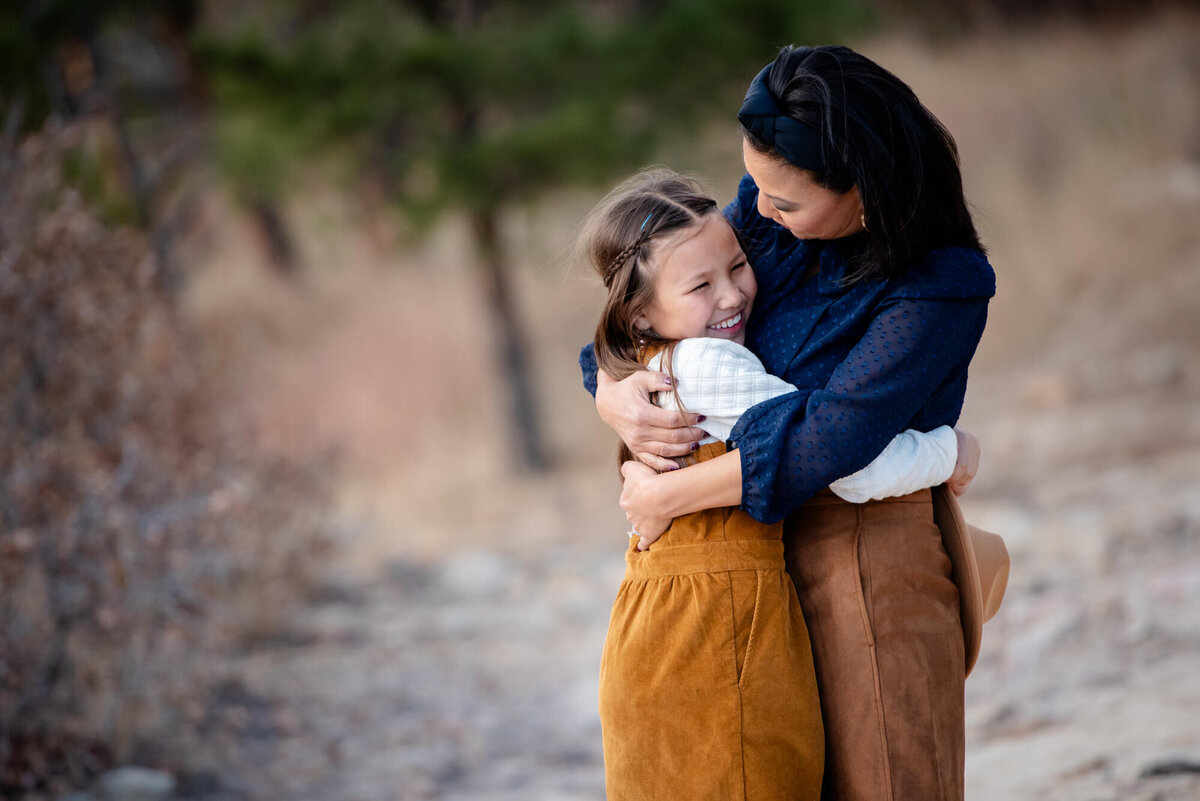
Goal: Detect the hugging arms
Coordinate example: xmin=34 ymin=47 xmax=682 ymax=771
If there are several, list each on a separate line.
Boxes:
xmin=581 ymin=173 xmax=990 ymax=541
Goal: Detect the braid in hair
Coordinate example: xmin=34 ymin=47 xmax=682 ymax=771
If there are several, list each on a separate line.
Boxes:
xmin=603 ymin=236 xmax=651 ymax=288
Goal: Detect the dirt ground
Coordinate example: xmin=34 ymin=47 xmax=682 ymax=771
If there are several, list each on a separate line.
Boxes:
xmin=183 ymin=12 xmax=1200 ymax=800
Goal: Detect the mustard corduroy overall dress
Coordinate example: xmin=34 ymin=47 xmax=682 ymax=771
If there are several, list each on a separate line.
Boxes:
xmin=598 ymin=441 xmax=824 ymax=801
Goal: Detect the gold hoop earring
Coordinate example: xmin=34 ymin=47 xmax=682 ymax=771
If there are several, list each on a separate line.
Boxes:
xmin=860 ymin=211 xmax=868 ymax=231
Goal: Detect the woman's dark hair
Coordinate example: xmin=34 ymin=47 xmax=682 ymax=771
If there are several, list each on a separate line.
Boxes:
xmin=740 ymin=44 xmax=983 ymax=282
xmin=579 ymin=168 xmax=721 ymax=468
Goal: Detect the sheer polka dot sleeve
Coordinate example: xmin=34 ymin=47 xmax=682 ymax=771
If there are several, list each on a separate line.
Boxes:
xmin=730 ymin=296 xmax=989 ymax=524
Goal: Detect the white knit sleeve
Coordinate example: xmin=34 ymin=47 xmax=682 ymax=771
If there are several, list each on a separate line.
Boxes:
xmin=650 ymin=340 xmax=958 ymax=499
xmin=649 ymin=338 xmax=796 ymax=442
xmin=828 ymin=425 xmax=958 ymax=503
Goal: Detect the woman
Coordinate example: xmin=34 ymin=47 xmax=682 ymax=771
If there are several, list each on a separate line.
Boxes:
xmin=580 ymin=45 xmax=995 ymax=800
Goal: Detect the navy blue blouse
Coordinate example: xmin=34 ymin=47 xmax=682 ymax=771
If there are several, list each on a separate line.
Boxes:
xmin=580 ymin=173 xmax=995 ymax=524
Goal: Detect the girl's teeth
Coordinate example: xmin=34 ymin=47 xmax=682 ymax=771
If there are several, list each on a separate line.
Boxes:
xmin=711 ymin=313 xmax=742 ymax=330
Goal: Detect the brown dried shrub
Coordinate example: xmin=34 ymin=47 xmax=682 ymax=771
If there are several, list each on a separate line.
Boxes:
xmin=0 ymin=122 xmax=333 ymax=796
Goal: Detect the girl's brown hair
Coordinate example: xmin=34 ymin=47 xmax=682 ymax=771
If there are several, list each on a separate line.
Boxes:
xmin=579 ymin=168 xmax=721 ymax=468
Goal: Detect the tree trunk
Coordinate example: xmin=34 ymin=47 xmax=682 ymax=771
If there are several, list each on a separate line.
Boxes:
xmin=84 ymin=36 xmax=183 ymax=296
xmin=251 ymin=198 xmax=299 ymax=279
xmin=471 ymin=209 xmax=549 ymax=473
xmin=2 ymin=90 xmax=25 ymax=156
xmin=403 ymin=0 xmax=545 ymax=470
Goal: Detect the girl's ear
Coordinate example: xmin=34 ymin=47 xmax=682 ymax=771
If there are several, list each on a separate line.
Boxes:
xmin=633 ymin=313 xmax=651 ymax=332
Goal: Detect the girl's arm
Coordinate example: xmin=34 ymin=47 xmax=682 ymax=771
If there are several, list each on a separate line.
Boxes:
xmin=621 ymin=296 xmax=989 ymax=538
xmin=828 ymin=426 xmax=957 ymax=503
xmin=655 ymin=340 xmax=967 ymax=500
xmin=621 ymin=451 xmax=743 ymax=550
xmin=830 ymin=426 xmax=979 ymax=501
xmin=946 ymin=427 xmax=980 ymax=496
xmin=622 ymin=432 xmax=979 ymax=548
xmin=624 ymin=429 xmax=979 ymax=546
xmin=620 ymin=337 xmax=979 ymax=547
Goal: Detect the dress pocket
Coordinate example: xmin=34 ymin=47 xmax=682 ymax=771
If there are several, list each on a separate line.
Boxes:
xmin=729 ymin=570 xmax=765 ymax=687
xmin=851 ymin=507 xmax=878 ymax=645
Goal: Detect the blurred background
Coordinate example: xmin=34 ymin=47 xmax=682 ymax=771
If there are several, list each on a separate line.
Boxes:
xmin=2 ymin=1 xmax=1199 ymax=799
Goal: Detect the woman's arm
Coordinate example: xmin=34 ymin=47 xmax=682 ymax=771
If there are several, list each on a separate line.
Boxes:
xmin=659 ymin=339 xmax=969 ymax=501
xmin=621 ymin=336 xmax=983 ymax=547
xmin=620 ymin=296 xmax=989 ymax=534
xmin=732 ymin=296 xmax=990 ymax=523
xmin=597 ymin=371 xmax=708 ymax=472
xmin=622 ymin=427 xmax=979 ymax=550
xmin=581 ymin=344 xmax=707 ymax=472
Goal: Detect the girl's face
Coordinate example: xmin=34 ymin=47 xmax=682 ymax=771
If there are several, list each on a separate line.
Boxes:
xmin=742 ymin=139 xmax=864 ymax=241
xmin=634 ymin=214 xmax=756 ymax=345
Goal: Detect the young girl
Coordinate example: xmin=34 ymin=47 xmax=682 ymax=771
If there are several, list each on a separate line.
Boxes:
xmin=582 ymin=170 xmax=964 ymax=801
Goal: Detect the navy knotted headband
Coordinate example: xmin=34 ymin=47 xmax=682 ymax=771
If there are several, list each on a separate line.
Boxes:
xmin=738 ymin=64 xmax=825 ymax=173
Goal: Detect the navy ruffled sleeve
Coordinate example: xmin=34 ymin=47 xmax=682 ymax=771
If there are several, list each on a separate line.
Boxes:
xmin=730 ymin=295 xmax=990 ymax=524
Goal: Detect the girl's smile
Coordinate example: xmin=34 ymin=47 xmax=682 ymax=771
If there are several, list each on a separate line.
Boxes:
xmin=708 ymin=310 xmax=745 ymax=333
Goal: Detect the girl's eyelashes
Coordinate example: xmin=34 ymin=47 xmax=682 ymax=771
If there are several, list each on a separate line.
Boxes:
xmin=689 ymin=262 xmax=744 ymax=292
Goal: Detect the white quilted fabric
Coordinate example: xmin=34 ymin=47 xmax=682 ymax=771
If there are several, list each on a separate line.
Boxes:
xmin=645 ymin=337 xmax=957 ymax=502
xmin=646 ymin=338 xmax=792 ymax=442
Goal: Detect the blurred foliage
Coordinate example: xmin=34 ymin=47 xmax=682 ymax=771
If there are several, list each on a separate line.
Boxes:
xmin=193 ymin=0 xmax=875 ymax=223
xmin=191 ymin=0 xmax=878 ymax=474
xmin=0 ymin=121 xmax=334 ymax=796
xmin=872 ymin=0 xmax=1200 ymax=33
xmin=58 ymin=130 xmax=140 ymax=226
xmin=0 ymin=1 xmax=199 ymax=128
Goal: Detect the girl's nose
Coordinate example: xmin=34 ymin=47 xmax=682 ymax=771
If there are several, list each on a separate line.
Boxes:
xmin=717 ymin=281 xmax=742 ymax=308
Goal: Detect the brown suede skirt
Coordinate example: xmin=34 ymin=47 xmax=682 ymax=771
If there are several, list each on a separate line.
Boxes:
xmin=598 ymin=448 xmax=824 ymax=800
xmin=784 ymin=488 xmax=965 ymax=801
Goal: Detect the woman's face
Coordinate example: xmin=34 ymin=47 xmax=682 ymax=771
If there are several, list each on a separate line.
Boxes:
xmin=635 ymin=214 xmax=756 ymax=345
xmin=742 ymin=139 xmax=864 ymax=241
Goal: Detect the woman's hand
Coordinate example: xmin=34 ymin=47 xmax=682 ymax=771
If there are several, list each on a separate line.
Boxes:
xmin=620 ymin=461 xmax=674 ymax=551
xmin=947 ymin=427 xmax=980 ymax=496
xmin=597 ymin=370 xmax=707 ymax=473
